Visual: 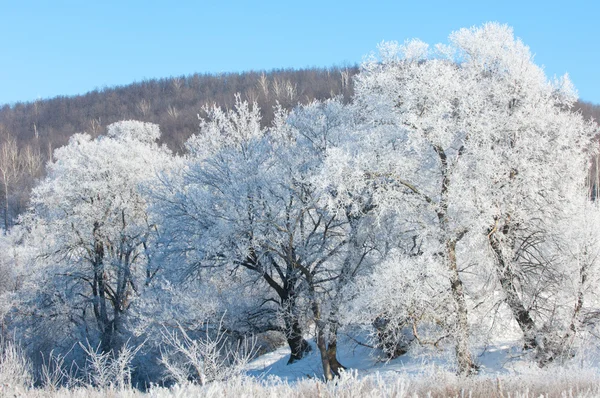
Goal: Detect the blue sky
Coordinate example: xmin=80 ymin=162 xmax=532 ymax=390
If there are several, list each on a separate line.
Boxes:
xmin=1 ymin=1 xmax=599 ymax=105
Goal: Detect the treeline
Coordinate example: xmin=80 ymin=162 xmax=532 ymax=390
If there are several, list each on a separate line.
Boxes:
xmin=0 ymin=66 xmax=599 ymax=229
xmin=576 ymin=100 xmax=600 ymax=122
xmin=0 ymin=66 xmax=357 ymax=228
xmin=0 ymin=67 xmax=357 ymax=151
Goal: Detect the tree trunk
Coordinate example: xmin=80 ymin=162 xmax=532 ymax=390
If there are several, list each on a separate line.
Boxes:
xmin=285 ymin=317 xmax=311 ymax=364
xmin=488 ymin=231 xmax=537 ymax=350
xmin=447 ymin=239 xmax=475 ymax=375
xmin=309 ymin=298 xmax=337 ymax=381
xmin=3 ymin=178 xmax=9 ymax=231
xmin=243 ymin=250 xmax=311 ymax=364
xmin=92 ymin=223 xmax=113 ymax=353
xmin=316 ymin=325 xmax=334 ymax=381
xmin=566 ymin=267 xmax=587 ymax=340
xmin=310 ymin=300 xmax=345 ymax=380
xmin=100 ymin=322 xmax=115 ymax=354
xmin=544 ymin=261 xmax=589 ymax=366
xmin=280 ymin=289 xmax=311 ymax=364
xmin=326 ymin=325 xmax=345 ymax=376
xmin=433 ymin=145 xmax=474 ymax=374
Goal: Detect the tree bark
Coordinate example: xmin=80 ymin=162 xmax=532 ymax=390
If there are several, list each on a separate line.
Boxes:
xmin=310 ymin=298 xmax=344 ymax=380
xmin=316 ymin=325 xmax=334 ymax=381
xmin=310 ymin=297 xmax=335 ymax=381
xmin=434 ymin=146 xmax=475 ymax=375
xmin=326 ymin=325 xmax=345 ymax=376
xmin=285 ymin=317 xmax=311 ymax=364
xmin=447 ymin=239 xmax=475 ymax=375
xmin=242 ymin=251 xmax=311 ymax=364
xmin=281 ymin=288 xmax=311 ymax=364
xmin=488 ymin=230 xmax=537 ymax=350
xmin=92 ymin=222 xmax=114 ymax=354
xmin=548 ymin=259 xmax=589 ymax=365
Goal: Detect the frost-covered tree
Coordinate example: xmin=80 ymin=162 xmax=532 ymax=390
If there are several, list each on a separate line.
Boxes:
xmin=440 ymin=25 xmax=597 ymax=359
xmin=21 ymin=121 xmax=172 ymax=354
xmin=283 ymin=99 xmax=383 ymax=379
xmin=151 ymin=97 xmax=381 ymax=380
xmin=327 ymin=23 xmax=598 ymax=374
xmin=151 ymin=99 xmax=314 ymax=363
xmin=4 ymin=23 xmax=596 ymax=384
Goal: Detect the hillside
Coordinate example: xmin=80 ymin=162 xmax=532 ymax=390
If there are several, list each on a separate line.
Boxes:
xmin=0 ymin=67 xmax=357 ymax=151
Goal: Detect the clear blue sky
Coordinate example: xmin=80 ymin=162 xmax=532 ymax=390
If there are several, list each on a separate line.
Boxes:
xmin=1 ymin=0 xmax=599 ymax=105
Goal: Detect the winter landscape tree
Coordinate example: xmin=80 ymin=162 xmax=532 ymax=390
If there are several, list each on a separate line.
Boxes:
xmin=326 ymin=23 xmax=599 ymax=373
xmin=150 ymin=97 xmax=379 ymax=379
xmin=20 ymin=121 xmax=172 ymax=355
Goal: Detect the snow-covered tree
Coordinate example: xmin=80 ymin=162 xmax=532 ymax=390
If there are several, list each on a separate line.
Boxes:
xmin=151 ymin=97 xmax=383 ymax=380
xmin=328 ymin=23 xmax=598 ymax=373
xmin=4 ymin=22 xmax=596 ymax=384
xmin=151 ymin=99 xmax=313 ymax=363
xmin=21 ymin=121 xmax=172 ymax=354
xmin=283 ymin=99 xmax=384 ymax=379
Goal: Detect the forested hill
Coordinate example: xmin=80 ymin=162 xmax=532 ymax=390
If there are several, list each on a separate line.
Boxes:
xmin=0 ymin=65 xmax=597 ymax=229
xmin=0 ymin=67 xmax=357 ymax=154
xmin=2 ymin=65 xmax=599 ymax=155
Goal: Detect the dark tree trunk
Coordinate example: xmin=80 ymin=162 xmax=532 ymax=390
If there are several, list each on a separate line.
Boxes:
xmin=242 ymin=250 xmax=311 ymax=364
xmin=326 ymin=325 xmax=345 ymax=376
xmin=280 ymin=288 xmax=311 ymax=364
xmin=310 ymin=298 xmax=344 ymax=381
xmin=92 ymin=222 xmax=114 ymax=354
xmin=488 ymin=230 xmax=537 ymax=350
xmin=99 ymin=322 xmax=115 ymax=354
xmin=285 ymin=317 xmax=311 ymax=364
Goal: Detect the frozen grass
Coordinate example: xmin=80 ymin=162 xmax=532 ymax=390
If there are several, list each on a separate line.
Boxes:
xmin=2 ymin=335 xmax=600 ymax=397
xmin=2 ymin=369 xmax=600 ymax=397
xmin=159 ymin=320 xmax=256 ymax=386
xmin=0 ymin=339 xmax=33 ymax=389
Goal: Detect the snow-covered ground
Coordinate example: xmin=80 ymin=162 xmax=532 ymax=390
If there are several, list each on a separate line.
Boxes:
xmin=245 ymin=332 xmax=450 ymax=381
xmin=246 ymin=330 xmax=600 ymax=387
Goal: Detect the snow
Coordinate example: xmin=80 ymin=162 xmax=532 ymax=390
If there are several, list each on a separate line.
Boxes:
xmin=245 ymin=331 xmax=541 ymax=383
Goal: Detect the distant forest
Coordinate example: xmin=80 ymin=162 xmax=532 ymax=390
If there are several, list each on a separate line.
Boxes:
xmin=0 ymin=65 xmax=597 ymax=229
